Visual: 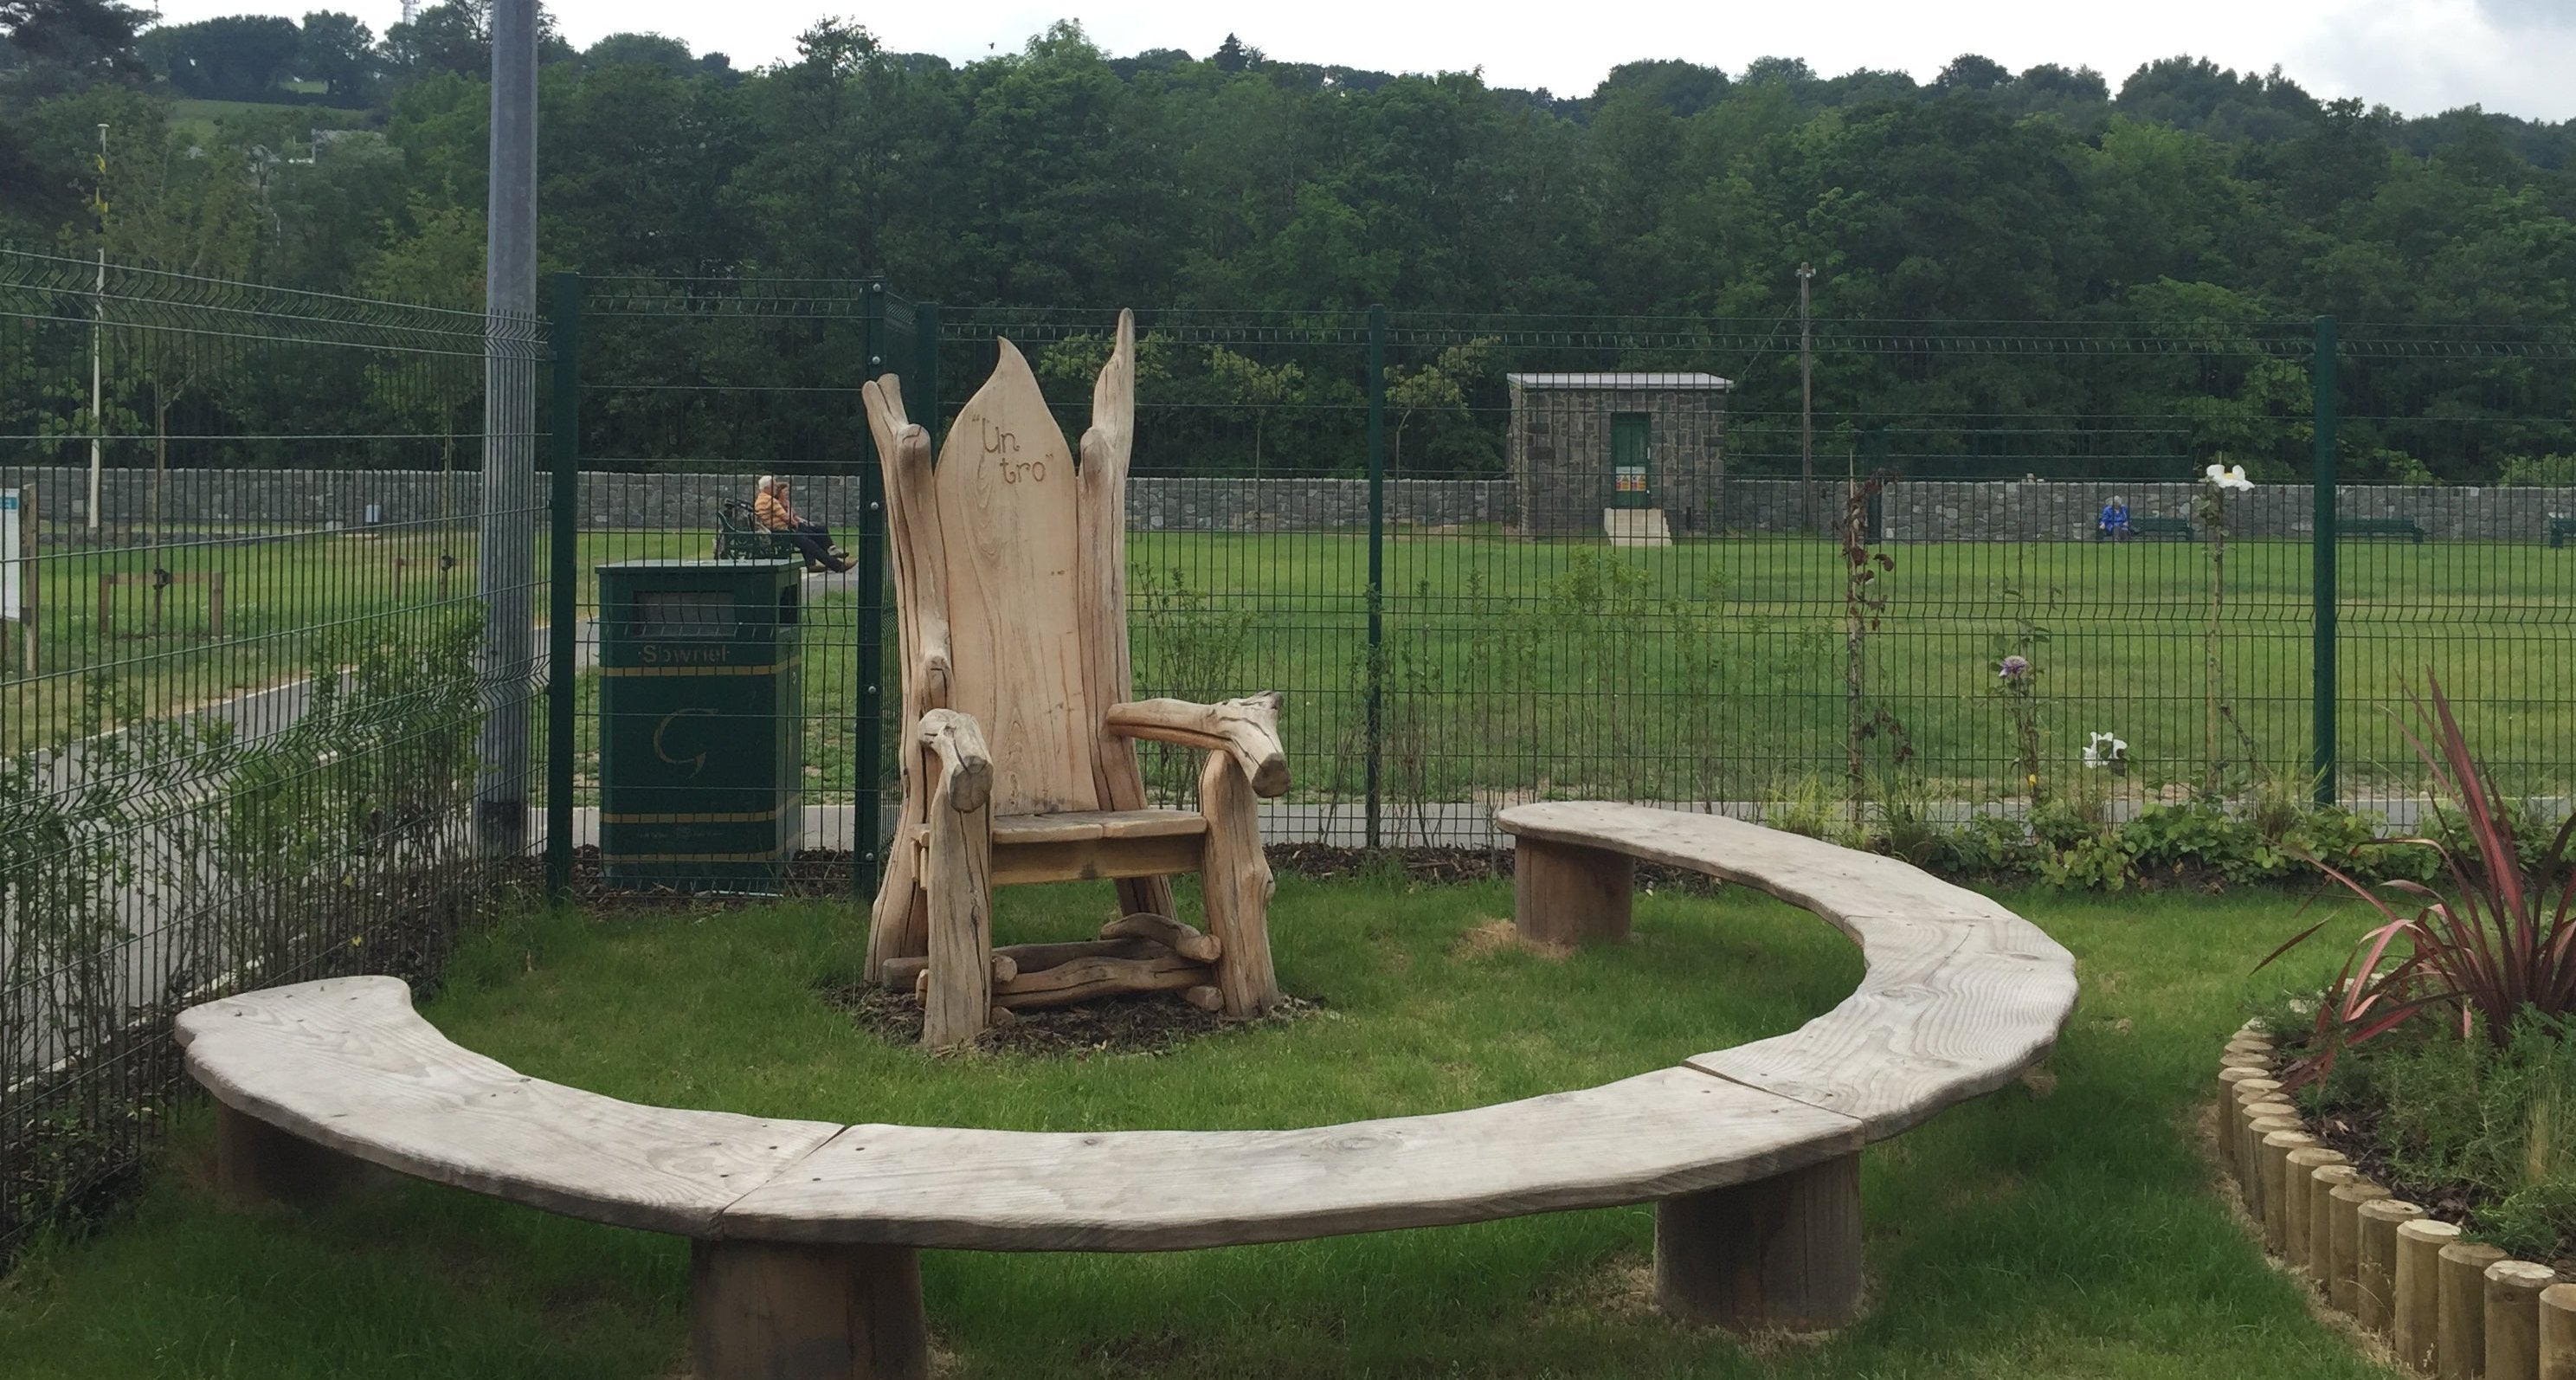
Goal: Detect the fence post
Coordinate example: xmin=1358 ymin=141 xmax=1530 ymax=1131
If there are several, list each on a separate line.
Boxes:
xmin=2312 ymin=314 xmax=2338 ymax=807
xmin=910 ymin=302 xmax=940 ymax=452
xmin=855 ymin=284 xmax=889 ymax=900
xmin=1365 ymin=305 xmax=1387 ymax=850
xmin=544 ymin=272 xmax=580 ymax=902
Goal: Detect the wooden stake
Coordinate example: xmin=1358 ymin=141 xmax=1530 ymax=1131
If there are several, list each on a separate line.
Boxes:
xmin=2537 ymin=1282 xmax=2576 ymax=1380
xmin=2444 ymin=1241 xmax=2510 ymax=1380
xmin=2330 ymin=1178 xmax=2392 ymax=1313
xmin=689 ymin=1239 xmax=926 ymax=1380
xmin=2234 ymin=1081 xmax=2289 ymax=1160
xmin=2304 ymin=1160 xmax=2357 ymax=1280
xmin=2243 ymin=1106 xmax=2299 ymax=1217
xmin=2401 ymin=1221 xmax=2465 ymax=1374
xmin=1655 ymin=1151 xmax=1863 ymax=1332
xmin=2361 ymin=1200 xmax=2430 ymax=1337
xmin=2218 ymin=1066 xmax=2270 ymax=1180
xmin=2256 ymin=1122 xmax=2318 ymax=1241
xmin=2283 ymin=1148 xmax=2347 ymax=1273
xmin=2489 ymin=1261 xmax=2556 ymax=1380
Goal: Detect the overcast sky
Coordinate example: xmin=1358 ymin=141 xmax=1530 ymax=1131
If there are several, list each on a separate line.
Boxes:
xmin=148 ymin=0 xmax=2576 ymax=122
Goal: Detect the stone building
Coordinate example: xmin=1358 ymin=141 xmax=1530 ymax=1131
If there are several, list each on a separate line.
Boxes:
xmin=1504 ymin=372 xmax=1731 ymax=538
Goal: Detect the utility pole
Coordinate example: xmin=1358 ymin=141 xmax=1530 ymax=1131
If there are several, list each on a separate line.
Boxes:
xmin=474 ymin=0 xmax=538 ymax=855
xmin=1798 ymin=262 xmax=1816 ymax=534
xmin=88 ymin=123 xmax=106 ymax=534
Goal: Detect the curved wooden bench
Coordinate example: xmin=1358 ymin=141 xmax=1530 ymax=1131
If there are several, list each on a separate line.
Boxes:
xmin=177 ymin=803 xmax=2076 ymax=1380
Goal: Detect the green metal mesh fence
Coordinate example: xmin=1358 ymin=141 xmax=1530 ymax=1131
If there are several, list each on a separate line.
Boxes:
xmin=0 ymin=248 xmax=541 ymax=1255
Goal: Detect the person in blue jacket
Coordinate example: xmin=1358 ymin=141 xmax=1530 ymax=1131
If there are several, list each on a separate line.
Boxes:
xmin=2097 ymin=495 xmax=2132 ymax=540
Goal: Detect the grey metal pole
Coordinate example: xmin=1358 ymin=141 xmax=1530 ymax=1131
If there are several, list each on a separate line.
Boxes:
xmin=1799 ymin=262 xmax=1815 ymax=535
xmin=1365 ymin=305 xmax=1386 ymax=851
xmin=2312 ymin=315 xmax=2338 ymax=807
xmin=475 ymin=0 xmax=538 ymax=855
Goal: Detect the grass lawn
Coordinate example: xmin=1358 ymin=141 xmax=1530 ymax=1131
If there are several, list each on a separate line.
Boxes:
xmin=8 ymin=526 xmax=708 ymax=753
xmin=0 ymin=875 xmax=2398 ymax=1378
xmin=21 ymin=524 xmax=2573 ymax=804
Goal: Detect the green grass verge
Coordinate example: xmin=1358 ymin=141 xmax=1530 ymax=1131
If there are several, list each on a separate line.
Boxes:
xmin=0 ymin=879 xmax=2392 ymax=1378
xmin=23 ymin=526 xmax=2575 ymax=802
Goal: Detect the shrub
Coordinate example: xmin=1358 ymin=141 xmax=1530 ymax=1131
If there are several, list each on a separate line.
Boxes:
xmin=2264 ymin=675 xmax=2576 ymax=1090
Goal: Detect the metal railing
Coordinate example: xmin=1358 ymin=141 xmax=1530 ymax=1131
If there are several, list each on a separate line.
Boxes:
xmin=10 ymin=255 xmax=2575 ymax=1254
xmin=0 ymin=248 xmax=545 ymax=1256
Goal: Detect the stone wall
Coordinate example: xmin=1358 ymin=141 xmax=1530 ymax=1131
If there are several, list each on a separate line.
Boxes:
xmin=8 ymin=462 xmax=2572 ymax=543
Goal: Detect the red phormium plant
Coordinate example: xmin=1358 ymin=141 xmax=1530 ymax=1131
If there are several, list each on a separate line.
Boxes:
xmin=2258 ymin=674 xmax=2576 ymax=1090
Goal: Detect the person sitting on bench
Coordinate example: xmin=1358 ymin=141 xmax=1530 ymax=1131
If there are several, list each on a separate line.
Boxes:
xmin=754 ymin=475 xmax=851 ymax=572
xmin=2097 ymin=496 xmax=2133 ymax=541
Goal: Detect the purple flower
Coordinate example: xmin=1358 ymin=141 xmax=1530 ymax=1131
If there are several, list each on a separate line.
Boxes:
xmin=1998 ymin=655 xmax=2030 ymax=680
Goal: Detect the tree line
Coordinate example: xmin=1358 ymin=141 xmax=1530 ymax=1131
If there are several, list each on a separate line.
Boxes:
xmin=3 ymin=0 xmax=2573 ymax=481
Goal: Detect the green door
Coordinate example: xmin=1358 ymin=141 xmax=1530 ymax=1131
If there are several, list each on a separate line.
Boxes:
xmin=1610 ymin=413 xmax=1652 ymax=509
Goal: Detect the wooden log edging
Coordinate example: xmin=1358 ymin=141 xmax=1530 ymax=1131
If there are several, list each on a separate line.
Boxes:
xmin=2214 ymin=1032 xmax=2565 ymax=1377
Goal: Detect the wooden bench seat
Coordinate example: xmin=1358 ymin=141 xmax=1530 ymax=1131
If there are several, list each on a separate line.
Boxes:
xmin=2551 ymin=517 xmax=2576 ymax=549
xmin=1499 ymin=802 xmax=2077 ymax=1139
xmin=181 ymin=803 xmax=2077 ymax=1379
xmin=2102 ymin=516 xmax=2193 ymax=540
xmin=176 ymin=977 xmax=842 ymax=1236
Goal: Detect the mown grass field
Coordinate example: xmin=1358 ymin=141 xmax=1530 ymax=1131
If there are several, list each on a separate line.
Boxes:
xmin=20 ymin=526 xmax=2570 ymax=804
xmin=0 ymin=877 xmax=2391 ymax=1378
xmin=803 ymin=531 xmax=2576 ymax=807
xmin=5 ymin=526 xmax=705 ymax=754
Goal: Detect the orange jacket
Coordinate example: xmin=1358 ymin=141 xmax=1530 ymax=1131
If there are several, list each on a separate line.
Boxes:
xmin=754 ymin=491 xmax=794 ymax=530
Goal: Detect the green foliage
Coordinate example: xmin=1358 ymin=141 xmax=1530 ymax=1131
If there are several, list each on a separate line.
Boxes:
xmin=2328 ymin=1010 xmax=2576 ymax=1261
xmin=13 ymin=30 xmax=2576 ymax=477
xmin=1129 ymin=567 xmax=1256 ymax=803
xmin=2501 ymin=455 xmax=2576 ymax=486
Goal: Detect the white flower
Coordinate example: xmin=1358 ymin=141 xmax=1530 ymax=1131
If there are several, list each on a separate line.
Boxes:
xmin=2082 ymin=731 xmax=2128 ymax=770
xmin=2203 ymin=463 xmax=2252 ymax=492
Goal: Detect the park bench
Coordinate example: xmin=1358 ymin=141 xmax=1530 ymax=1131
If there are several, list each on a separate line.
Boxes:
xmin=712 ymin=498 xmax=801 ymax=562
xmin=2101 ymin=516 xmax=2194 ymax=540
xmin=2339 ymin=517 xmax=2425 ymax=543
xmin=177 ymin=803 xmax=2076 ymax=1380
xmin=2549 ymin=517 xmax=2575 ymax=549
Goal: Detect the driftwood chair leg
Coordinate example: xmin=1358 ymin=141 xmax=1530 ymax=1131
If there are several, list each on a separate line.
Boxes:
xmin=921 ymin=796 xmax=993 ymax=1048
xmin=1655 ymin=1152 xmax=1864 ymax=1331
xmin=214 ymin=1102 xmax=371 ymax=1209
xmin=690 ymin=1240 xmax=928 ymax=1380
xmin=1513 ymin=836 xmax=1633 ymax=946
xmin=1198 ymin=751 xmax=1278 ymax=1018
xmin=863 ymin=835 xmax=928 ymax=985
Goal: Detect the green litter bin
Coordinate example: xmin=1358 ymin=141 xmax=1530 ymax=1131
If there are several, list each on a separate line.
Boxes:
xmin=596 ymin=559 xmax=802 ymax=892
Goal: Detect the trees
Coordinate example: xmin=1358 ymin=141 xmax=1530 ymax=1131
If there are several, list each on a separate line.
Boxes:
xmin=138 ymin=15 xmax=300 ymax=101
xmin=295 ymin=10 xmax=376 ymax=105
xmin=2 ymin=31 xmax=2574 ymax=482
xmin=2 ymin=0 xmax=156 ymax=81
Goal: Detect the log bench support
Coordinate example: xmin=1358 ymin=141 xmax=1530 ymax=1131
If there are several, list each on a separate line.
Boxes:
xmin=1655 ymin=1152 xmax=1864 ymax=1331
xmin=1512 ymin=836 xmax=1633 ymax=946
xmin=690 ymin=1240 xmax=929 ymax=1380
xmin=214 ymin=1101 xmax=374 ymax=1209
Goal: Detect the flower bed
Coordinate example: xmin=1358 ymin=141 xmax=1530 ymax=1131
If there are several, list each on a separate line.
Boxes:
xmin=2220 ymin=1027 xmax=2576 ymax=1376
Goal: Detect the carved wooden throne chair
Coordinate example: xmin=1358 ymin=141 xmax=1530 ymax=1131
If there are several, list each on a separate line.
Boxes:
xmin=860 ymin=311 xmax=1288 ymax=1048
